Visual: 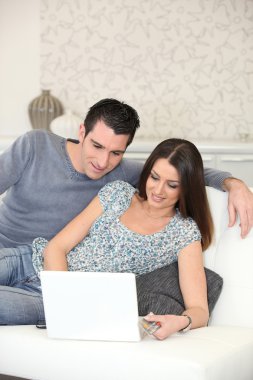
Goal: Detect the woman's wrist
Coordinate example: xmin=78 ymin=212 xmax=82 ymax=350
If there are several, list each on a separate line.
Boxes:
xmin=178 ymin=315 xmax=192 ymax=333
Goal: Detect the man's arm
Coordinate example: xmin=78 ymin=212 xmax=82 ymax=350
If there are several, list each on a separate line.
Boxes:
xmin=0 ymin=132 xmax=31 ymax=194
xmin=203 ymin=167 xmax=232 ymax=190
xmin=222 ymin=177 xmax=253 ymax=238
xmin=204 ymin=167 xmax=253 ymax=238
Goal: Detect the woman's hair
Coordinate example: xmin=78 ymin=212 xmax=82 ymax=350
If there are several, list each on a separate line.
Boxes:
xmin=138 ymin=138 xmax=214 ymax=251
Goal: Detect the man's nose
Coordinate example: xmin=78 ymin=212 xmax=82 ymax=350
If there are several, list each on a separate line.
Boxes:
xmin=98 ymin=152 xmax=110 ymax=168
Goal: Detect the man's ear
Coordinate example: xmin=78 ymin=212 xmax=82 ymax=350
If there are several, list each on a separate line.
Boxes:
xmin=79 ymin=124 xmax=86 ymax=143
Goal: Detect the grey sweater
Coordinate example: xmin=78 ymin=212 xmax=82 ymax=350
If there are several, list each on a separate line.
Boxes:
xmin=0 ymin=130 xmax=231 ymax=248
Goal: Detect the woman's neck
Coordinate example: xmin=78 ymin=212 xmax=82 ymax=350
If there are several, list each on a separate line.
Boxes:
xmin=140 ymin=198 xmax=176 ymax=221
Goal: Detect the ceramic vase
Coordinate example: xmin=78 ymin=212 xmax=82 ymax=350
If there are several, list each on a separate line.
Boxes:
xmin=28 ymin=90 xmax=64 ymax=130
xmin=50 ymin=109 xmax=82 ymax=139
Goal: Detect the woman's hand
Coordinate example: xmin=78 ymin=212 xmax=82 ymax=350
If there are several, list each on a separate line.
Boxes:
xmin=143 ymin=313 xmax=190 ymax=340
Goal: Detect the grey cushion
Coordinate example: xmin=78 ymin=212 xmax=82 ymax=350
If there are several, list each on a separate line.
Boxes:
xmin=136 ymin=261 xmax=223 ymax=316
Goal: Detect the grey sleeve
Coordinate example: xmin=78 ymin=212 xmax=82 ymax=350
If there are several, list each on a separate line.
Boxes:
xmin=204 ymin=167 xmax=232 ymax=191
xmin=0 ymin=132 xmax=32 ymax=194
xmin=120 ymin=159 xmax=144 ymax=187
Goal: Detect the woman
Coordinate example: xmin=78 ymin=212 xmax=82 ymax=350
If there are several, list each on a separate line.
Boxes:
xmin=33 ymin=138 xmax=214 ymax=340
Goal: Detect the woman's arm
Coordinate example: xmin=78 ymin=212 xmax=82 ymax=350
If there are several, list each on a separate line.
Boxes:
xmin=43 ymin=196 xmax=103 ymax=271
xmin=177 ymin=240 xmax=209 ymax=328
xmin=144 ymin=241 xmax=209 ymax=340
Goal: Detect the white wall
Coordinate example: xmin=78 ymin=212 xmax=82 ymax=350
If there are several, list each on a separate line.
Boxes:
xmin=0 ymin=0 xmax=252 ymax=142
xmin=39 ymin=0 xmax=253 ymax=141
xmin=0 ymin=0 xmax=40 ymax=138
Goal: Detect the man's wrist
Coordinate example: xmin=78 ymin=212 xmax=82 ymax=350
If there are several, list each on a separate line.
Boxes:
xmin=222 ymin=177 xmax=243 ymax=192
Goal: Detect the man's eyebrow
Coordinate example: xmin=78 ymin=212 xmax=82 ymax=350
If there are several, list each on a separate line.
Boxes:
xmin=91 ymin=139 xmax=126 ymax=154
xmin=91 ymin=139 xmax=103 ymax=147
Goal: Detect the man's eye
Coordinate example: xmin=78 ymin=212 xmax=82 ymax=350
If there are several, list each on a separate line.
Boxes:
xmin=112 ymin=152 xmax=121 ymax=157
xmin=93 ymin=144 xmax=102 ymax=149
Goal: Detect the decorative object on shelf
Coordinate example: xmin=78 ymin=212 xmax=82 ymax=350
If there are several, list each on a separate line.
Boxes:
xmin=28 ymin=89 xmax=64 ymax=130
xmin=50 ymin=109 xmax=83 ymax=139
xmin=238 ymin=133 xmax=250 ymax=142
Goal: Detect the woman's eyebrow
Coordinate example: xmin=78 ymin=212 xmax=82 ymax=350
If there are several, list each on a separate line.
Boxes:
xmin=151 ymin=170 xmax=180 ymax=183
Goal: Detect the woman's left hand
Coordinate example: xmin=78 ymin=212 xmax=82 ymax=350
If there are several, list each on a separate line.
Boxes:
xmin=143 ymin=313 xmax=188 ymax=340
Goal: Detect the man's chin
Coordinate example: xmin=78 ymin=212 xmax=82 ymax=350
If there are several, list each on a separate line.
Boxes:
xmin=87 ymin=169 xmax=107 ymax=180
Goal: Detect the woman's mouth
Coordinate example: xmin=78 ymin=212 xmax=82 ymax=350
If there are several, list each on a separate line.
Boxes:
xmin=151 ymin=193 xmax=165 ymax=202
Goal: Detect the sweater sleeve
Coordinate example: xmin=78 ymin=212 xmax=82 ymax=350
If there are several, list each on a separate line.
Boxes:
xmin=0 ymin=132 xmax=32 ymax=194
xmin=203 ymin=167 xmax=231 ymax=191
xmin=119 ymin=159 xmax=144 ymax=187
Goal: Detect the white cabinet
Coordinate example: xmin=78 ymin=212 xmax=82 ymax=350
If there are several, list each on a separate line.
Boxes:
xmin=200 ymin=154 xmax=216 ymax=169
xmin=1 ymin=136 xmax=253 ymax=186
xmin=125 ymin=140 xmax=253 ymax=187
xmin=217 ymin=155 xmax=253 ymax=186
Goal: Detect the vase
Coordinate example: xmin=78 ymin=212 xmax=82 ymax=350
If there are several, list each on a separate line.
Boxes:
xmin=50 ymin=109 xmax=83 ymax=139
xmin=28 ymin=90 xmax=64 ymax=130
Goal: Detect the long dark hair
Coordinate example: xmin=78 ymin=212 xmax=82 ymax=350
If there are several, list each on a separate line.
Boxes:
xmin=138 ymin=138 xmax=213 ymax=251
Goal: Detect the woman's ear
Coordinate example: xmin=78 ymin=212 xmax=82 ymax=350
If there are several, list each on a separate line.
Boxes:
xmin=79 ymin=124 xmax=86 ymax=143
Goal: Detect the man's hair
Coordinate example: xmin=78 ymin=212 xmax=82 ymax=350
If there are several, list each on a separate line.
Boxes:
xmin=138 ymin=138 xmax=214 ymax=251
xmin=84 ymin=98 xmax=140 ymax=146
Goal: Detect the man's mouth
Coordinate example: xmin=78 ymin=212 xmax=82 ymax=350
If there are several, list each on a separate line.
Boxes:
xmin=91 ymin=162 xmax=106 ymax=172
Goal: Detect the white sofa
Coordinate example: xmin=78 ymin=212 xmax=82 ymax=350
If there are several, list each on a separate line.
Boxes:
xmin=0 ymin=187 xmax=253 ymax=380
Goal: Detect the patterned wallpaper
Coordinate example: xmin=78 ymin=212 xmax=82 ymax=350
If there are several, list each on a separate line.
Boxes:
xmin=41 ymin=0 xmax=253 ymax=141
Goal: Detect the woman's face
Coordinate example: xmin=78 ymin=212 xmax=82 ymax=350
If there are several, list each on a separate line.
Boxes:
xmin=145 ymin=158 xmax=181 ymax=211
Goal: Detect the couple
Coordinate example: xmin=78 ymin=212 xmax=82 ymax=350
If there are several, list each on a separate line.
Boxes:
xmin=0 ymin=98 xmax=252 ymax=340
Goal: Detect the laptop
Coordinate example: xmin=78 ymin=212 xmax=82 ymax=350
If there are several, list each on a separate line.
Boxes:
xmin=40 ymin=271 xmax=143 ymax=342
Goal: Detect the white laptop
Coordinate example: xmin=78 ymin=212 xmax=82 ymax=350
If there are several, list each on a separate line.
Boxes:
xmin=40 ymin=271 xmax=142 ymax=342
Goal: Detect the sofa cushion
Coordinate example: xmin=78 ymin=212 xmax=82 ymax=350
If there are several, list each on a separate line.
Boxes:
xmin=209 ymin=224 xmax=253 ymax=327
xmin=1 ymin=325 xmax=253 ymax=380
xmin=136 ymin=261 xmax=223 ymax=316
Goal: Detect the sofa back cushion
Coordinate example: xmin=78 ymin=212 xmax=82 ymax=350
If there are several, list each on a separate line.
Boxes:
xmin=205 ymin=187 xmax=253 ymax=328
xmin=204 ymin=187 xmax=229 ymax=270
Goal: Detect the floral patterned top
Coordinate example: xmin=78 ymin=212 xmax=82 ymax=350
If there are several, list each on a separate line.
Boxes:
xmin=32 ymin=180 xmax=201 ymax=277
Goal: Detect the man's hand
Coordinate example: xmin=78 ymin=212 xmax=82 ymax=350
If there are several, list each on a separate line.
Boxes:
xmin=223 ymin=178 xmax=253 ymax=238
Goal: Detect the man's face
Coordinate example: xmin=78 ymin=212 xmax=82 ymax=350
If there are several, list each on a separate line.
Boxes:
xmin=78 ymin=120 xmax=130 ymax=179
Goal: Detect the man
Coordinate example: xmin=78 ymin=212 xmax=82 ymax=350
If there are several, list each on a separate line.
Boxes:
xmin=0 ymin=98 xmax=252 ymax=247
xmin=0 ymin=98 xmax=252 ymax=325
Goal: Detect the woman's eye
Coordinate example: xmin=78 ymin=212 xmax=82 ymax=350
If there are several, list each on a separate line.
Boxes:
xmin=168 ymin=183 xmax=178 ymax=189
xmin=150 ymin=174 xmax=158 ymax=181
